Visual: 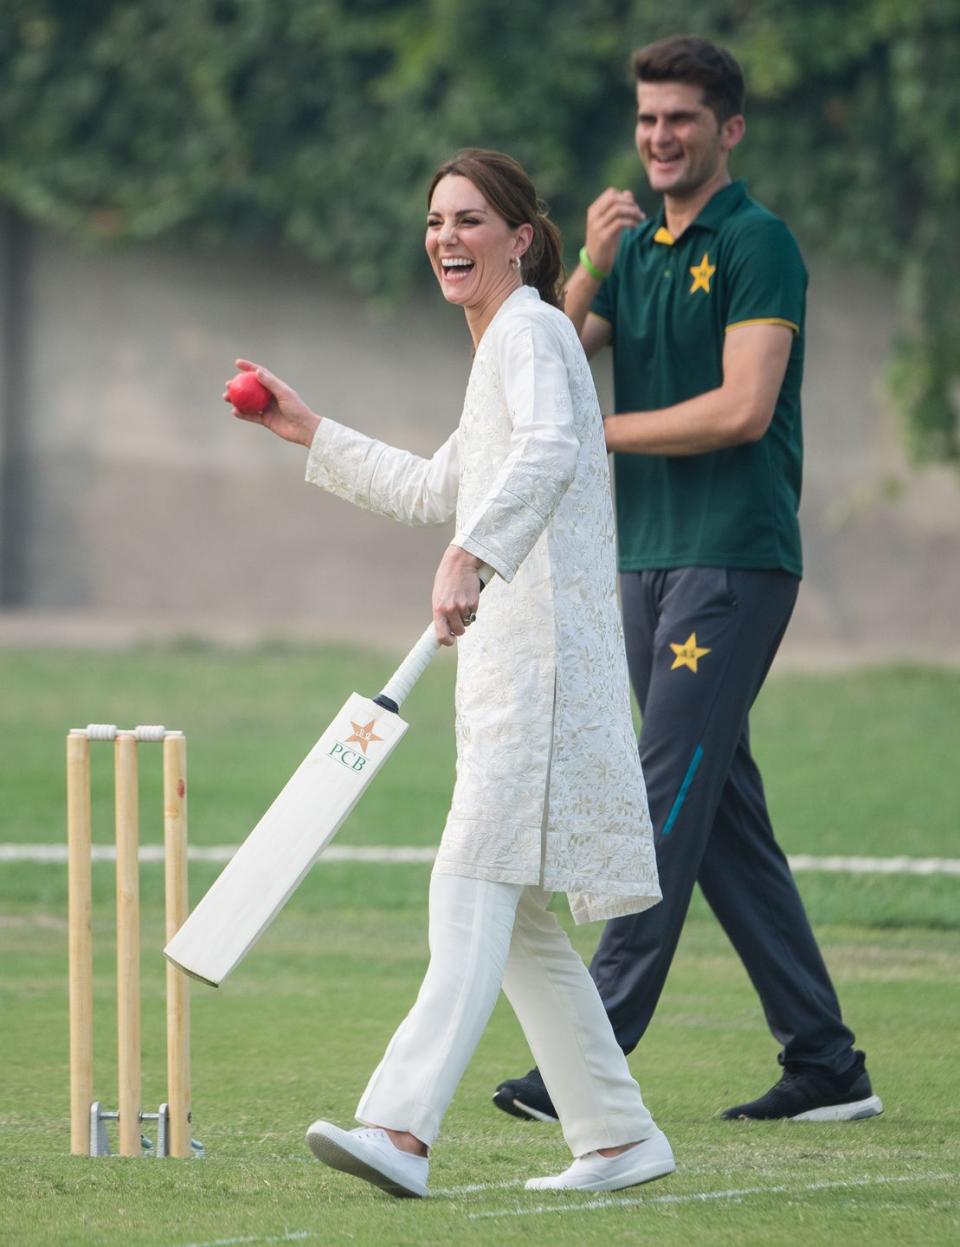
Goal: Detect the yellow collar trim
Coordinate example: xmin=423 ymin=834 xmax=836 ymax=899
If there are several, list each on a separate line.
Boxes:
xmin=652 ymin=226 xmax=675 ymax=246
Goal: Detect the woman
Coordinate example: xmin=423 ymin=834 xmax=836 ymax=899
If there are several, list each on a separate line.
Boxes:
xmin=226 ymin=149 xmax=672 ymax=1198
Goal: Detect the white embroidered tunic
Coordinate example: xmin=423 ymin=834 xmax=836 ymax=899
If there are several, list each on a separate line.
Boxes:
xmin=305 ymin=286 xmax=660 ymax=922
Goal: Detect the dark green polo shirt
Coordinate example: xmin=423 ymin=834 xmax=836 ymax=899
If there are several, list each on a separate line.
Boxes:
xmin=592 ymin=180 xmax=806 ymax=576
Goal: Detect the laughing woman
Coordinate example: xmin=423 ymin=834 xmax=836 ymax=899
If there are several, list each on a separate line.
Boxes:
xmin=225 ymin=149 xmax=672 ymax=1198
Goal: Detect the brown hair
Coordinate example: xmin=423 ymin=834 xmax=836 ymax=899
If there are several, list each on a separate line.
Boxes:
xmin=427 ymin=149 xmax=564 ymax=308
xmin=632 ymin=35 xmax=745 ymax=124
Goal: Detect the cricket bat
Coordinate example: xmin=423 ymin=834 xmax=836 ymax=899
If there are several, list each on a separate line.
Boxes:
xmin=163 ymin=575 xmax=489 ymax=988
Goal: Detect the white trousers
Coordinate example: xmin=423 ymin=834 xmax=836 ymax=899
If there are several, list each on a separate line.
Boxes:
xmin=356 ymin=873 xmax=655 ymax=1157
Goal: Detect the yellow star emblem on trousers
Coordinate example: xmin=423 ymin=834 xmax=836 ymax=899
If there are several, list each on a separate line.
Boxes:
xmin=689 ymin=253 xmax=716 ymax=293
xmin=670 ymin=632 xmax=711 ymax=672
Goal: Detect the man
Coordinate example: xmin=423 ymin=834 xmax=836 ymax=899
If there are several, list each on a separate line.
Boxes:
xmin=493 ymin=35 xmax=883 ymax=1123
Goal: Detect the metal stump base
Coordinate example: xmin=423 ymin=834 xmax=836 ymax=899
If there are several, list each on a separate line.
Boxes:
xmin=88 ymin=1101 xmax=203 ymax=1157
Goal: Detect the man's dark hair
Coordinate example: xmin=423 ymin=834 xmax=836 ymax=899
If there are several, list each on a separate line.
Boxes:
xmin=632 ymin=35 xmax=745 ymax=123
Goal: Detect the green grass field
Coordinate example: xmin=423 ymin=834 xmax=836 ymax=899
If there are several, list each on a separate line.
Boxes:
xmin=1 ymin=648 xmax=958 ymax=1246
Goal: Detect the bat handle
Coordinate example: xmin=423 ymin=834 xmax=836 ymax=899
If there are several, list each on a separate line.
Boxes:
xmin=373 ymin=563 xmax=493 ymax=713
xmin=374 ymin=623 xmax=439 ymax=713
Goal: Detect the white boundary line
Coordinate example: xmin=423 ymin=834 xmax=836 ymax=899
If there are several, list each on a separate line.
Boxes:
xmin=467 ymin=1171 xmax=949 ymax=1221
xmin=788 ymin=854 xmax=960 ymax=876
xmin=435 ymin=1179 xmax=527 ymax=1196
xmin=2 ymin=844 xmax=959 ymax=875
xmin=173 ymin=1171 xmax=949 ymax=1243
xmin=0 ymin=844 xmax=436 ymax=865
xmin=179 ymin=1234 xmax=317 ymax=1247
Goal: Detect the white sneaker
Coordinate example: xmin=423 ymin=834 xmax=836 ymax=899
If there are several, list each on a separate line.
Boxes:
xmin=525 ymin=1127 xmax=675 ymax=1192
xmin=305 ymin=1120 xmax=429 ymax=1198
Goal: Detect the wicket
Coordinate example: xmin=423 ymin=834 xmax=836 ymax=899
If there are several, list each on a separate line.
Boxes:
xmin=67 ymin=724 xmax=197 ymax=1158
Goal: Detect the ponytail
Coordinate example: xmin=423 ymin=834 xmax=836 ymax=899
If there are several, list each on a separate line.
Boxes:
xmin=521 ymin=208 xmax=564 ymax=309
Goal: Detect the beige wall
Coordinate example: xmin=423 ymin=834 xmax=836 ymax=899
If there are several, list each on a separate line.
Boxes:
xmin=1 ymin=226 xmax=958 ymax=659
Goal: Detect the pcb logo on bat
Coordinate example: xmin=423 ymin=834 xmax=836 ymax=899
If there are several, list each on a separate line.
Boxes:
xmin=328 ymin=718 xmax=384 ymax=773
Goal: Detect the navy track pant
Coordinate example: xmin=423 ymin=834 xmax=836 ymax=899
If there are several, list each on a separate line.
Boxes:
xmin=589 ymin=567 xmax=857 ymax=1075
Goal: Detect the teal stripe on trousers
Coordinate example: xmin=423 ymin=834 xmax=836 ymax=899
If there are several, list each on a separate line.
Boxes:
xmin=662 ymin=744 xmax=704 ymax=836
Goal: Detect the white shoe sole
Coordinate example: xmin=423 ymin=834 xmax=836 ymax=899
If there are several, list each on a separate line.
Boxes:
xmin=525 ymin=1130 xmax=676 ymax=1192
xmin=306 ymin=1122 xmax=428 ymax=1198
xmin=513 ymin=1099 xmax=559 ymax=1123
xmin=791 ymin=1094 xmax=884 ymax=1122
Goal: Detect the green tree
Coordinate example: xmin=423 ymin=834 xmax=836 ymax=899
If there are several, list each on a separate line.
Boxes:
xmin=724 ymin=0 xmax=960 ymax=464
xmin=0 ymin=0 xmax=957 ymax=463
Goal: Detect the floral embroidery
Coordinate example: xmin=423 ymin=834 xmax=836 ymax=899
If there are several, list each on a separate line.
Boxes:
xmin=306 ymin=288 xmax=660 ymax=923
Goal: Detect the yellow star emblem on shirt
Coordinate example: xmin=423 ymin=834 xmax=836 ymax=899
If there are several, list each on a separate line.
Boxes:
xmin=345 ymin=719 xmax=383 ymax=754
xmin=689 ymin=253 xmax=716 ymax=294
xmin=670 ymin=632 xmax=711 ymax=673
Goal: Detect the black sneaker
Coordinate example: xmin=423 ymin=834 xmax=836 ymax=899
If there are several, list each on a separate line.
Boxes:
xmin=722 ymin=1050 xmax=884 ymax=1122
xmin=492 ymin=1068 xmax=558 ymax=1122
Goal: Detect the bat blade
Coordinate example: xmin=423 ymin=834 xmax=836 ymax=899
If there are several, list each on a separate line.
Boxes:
xmin=163 ymin=693 xmax=408 ymax=987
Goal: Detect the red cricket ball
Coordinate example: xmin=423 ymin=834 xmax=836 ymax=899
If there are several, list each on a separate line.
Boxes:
xmin=226 ymin=372 xmax=272 ymax=414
